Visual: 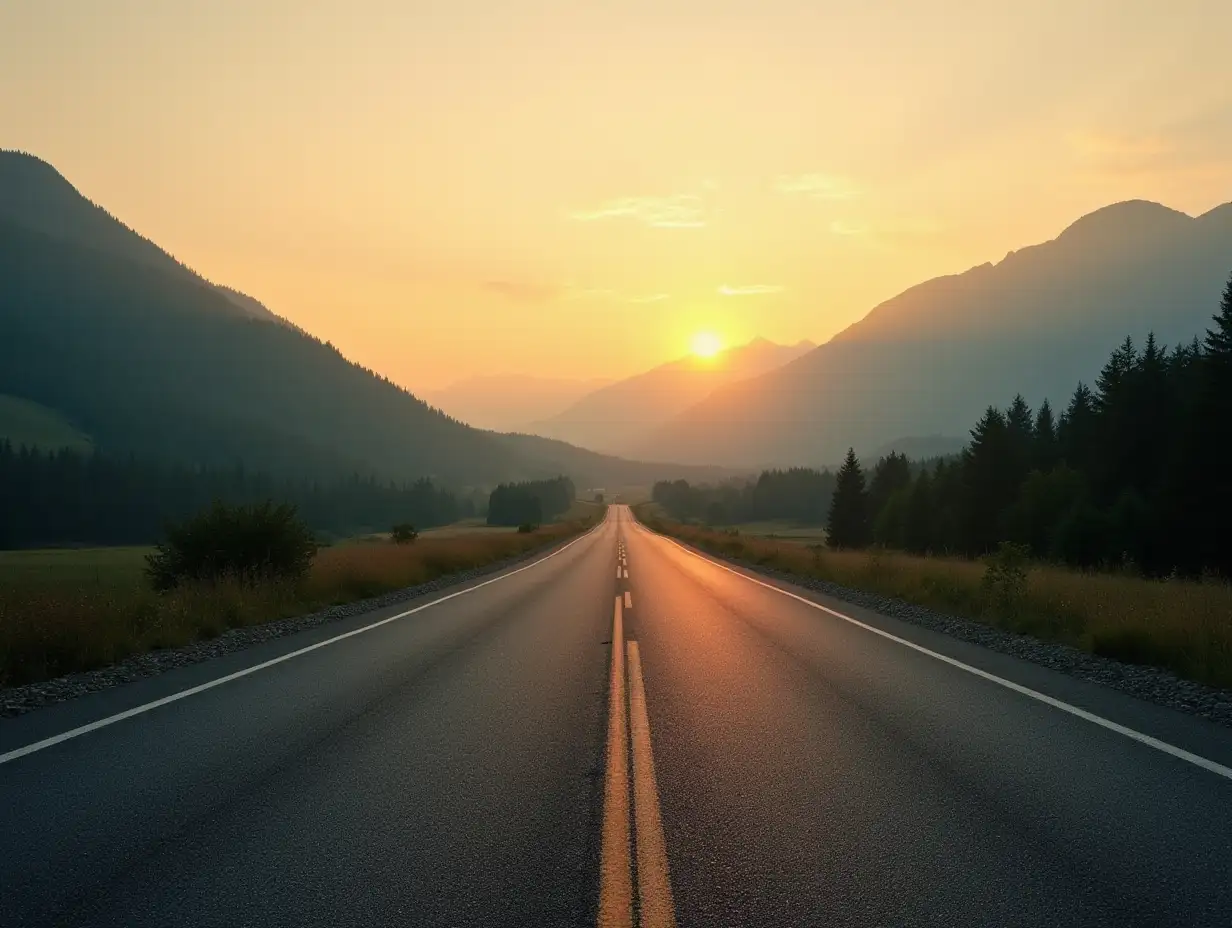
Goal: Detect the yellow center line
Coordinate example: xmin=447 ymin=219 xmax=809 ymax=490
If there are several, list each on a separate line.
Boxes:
xmin=598 ymin=597 xmax=633 ymax=928
xmin=627 ymin=642 xmax=678 ymax=928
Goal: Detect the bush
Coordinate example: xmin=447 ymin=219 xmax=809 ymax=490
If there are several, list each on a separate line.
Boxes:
xmin=145 ymin=501 xmax=317 ymax=591
xmin=391 ymin=523 xmax=419 ymax=544
xmin=982 ymin=541 xmax=1030 ymax=610
xmin=517 ymin=522 xmax=536 ymax=534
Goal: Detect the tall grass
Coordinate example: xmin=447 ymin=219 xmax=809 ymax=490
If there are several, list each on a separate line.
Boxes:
xmin=639 ymin=512 xmax=1232 ymax=690
xmin=0 ymin=517 xmax=596 ymax=688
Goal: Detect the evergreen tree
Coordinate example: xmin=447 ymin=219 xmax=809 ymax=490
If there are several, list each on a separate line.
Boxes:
xmin=1058 ymin=383 xmax=1097 ymax=474
xmin=902 ymin=469 xmax=936 ymax=554
xmin=868 ymin=452 xmax=912 ymax=519
xmin=827 ymin=448 xmax=871 ymax=549
xmin=1033 ymin=399 xmax=1058 ymax=472
xmin=961 ymin=407 xmax=1016 ymax=554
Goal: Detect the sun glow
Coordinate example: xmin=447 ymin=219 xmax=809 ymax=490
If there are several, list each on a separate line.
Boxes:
xmin=690 ymin=331 xmax=723 ymax=358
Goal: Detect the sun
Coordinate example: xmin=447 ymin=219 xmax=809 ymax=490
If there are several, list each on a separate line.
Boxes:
xmin=690 ymin=331 xmax=723 ymax=358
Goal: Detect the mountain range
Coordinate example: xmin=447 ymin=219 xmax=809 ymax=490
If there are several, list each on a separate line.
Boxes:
xmin=427 ymin=374 xmax=613 ymax=432
xmin=528 ymin=337 xmax=815 ymax=453
xmin=635 ymin=199 xmax=1232 ymax=466
xmin=0 ymin=152 xmax=732 ymax=488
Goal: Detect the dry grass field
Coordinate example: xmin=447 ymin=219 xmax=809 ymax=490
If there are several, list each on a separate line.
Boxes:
xmin=0 ymin=512 xmax=602 ymax=688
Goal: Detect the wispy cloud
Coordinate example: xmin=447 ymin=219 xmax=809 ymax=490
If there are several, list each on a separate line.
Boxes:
xmin=482 ymin=279 xmax=558 ymax=303
xmin=718 ymin=284 xmax=784 ymax=297
xmin=569 ymin=194 xmax=707 ymax=228
xmin=829 ymin=220 xmax=869 ymax=236
xmin=627 ymin=293 xmax=670 ymax=304
xmin=776 ymin=173 xmax=859 ymax=200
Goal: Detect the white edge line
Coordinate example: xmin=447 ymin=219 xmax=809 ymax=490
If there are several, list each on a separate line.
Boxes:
xmin=0 ymin=522 xmax=605 ymax=766
xmin=633 ymin=521 xmax=1232 ymax=782
xmin=624 ymin=591 xmax=633 ymax=609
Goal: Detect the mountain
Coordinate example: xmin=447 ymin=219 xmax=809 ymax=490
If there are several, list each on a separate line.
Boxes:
xmin=427 ymin=373 xmax=612 ymax=431
xmin=638 ymin=199 xmax=1232 ymax=466
xmin=528 ymin=337 xmax=815 ymax=454
xmin=0 ymin=152 xmax=729 ymax=488
xmin=0 ymin=151 xmax=282 ymax=324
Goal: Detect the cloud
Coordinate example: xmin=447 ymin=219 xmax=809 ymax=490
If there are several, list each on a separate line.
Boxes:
xmin=776 ymin=173 xmax=859 ymax=200
xmin=718 ymin=284 xmax=784 ymax=297
xmin=482 ymin=279 xmax=558 ymax=303
xmin=569 ymin=194 xmax=707 ymax=228
xmin=627 ymin=293 xmax=670 ymax=303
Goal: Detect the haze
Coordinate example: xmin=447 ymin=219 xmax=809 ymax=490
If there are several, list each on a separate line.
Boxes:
xmin=2 ymin=0 xmax=1229 ymax=390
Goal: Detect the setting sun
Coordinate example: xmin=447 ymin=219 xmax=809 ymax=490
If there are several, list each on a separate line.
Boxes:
xmin=690 ymin=332 xmax=723 ymax=358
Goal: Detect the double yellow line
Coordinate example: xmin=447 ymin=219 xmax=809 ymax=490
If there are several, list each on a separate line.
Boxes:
xmin=598 ymin=596 xmax=677 ymax=928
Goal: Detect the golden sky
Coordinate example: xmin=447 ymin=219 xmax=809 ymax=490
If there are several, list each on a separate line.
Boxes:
xmin=3 ymin=0 xmax=1230 ymax=390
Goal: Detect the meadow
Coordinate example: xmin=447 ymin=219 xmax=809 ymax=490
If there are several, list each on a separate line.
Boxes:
xmin=636 ymin=508 xmax=1232 ymax=690
xmin=0 ymin=508 xmax=603 ymax=688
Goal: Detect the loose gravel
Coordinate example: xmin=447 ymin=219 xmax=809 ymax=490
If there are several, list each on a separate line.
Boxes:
xmin=699 ymin=548 xmax=1232 ymax=729
xmin=0 ymin=541 xmax=569 ymax=719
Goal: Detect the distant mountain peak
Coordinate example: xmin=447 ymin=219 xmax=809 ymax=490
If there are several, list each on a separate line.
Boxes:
xmin=1056 ymin=199 xmax=1192 ymax=245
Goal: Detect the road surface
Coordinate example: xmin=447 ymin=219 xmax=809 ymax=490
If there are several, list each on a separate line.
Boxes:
xmin=3 ymin=505 xmax=1231 ymax=926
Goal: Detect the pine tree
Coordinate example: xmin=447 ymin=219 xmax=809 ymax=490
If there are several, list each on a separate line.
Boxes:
xmin=1033 ymin=399 xmax=1058 ymax=472
xmin=868 ymin=452 xmax=912 ymax=518
xmin=902 ymin=469 xmax=935 ymax=554
xmin=827 ymin=448 xmax=871 ymax=549
xmin=1058 ymin=382 xmax=1097 ymax=474
xmin=962 ymin=407 xmax=1017 ymax=554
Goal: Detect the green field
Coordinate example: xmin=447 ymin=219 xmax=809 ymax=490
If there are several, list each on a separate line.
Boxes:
xmin=729 ymin=521 xmax=828 ymax=544
xmin=0 ymin=546 xmax=152 ymax=589
xmin=0 ymin=394 xmax=93 ymax=452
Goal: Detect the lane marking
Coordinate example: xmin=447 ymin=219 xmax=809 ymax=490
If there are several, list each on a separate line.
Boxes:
xmin=598 ymin=597 xmax=633 ymax=928
xmin=617 ymin=564 xmax=623 ymax=580
xmin=0 ymin=521 xmax=608 ymax=767
xmin=623 ymin=568 xmax=629 ymax=580
xmin=627 ymin=642 xmax=678 ymax=928
xmin=636 ymin=523 xmax=1232 ymax=783
xmin=624 ymin=591 xmax=633 ymax=610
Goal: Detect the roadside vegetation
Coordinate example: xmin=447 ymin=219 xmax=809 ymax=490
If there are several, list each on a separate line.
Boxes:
xmin=0 ymin=502 xmax=603 ymax=688
xmin=635 ymin=508 xmax=1232 ymax=689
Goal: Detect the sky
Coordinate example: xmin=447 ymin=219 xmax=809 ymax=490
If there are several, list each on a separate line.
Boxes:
xmin=2 ymin=0 xmax=1230 ymax=391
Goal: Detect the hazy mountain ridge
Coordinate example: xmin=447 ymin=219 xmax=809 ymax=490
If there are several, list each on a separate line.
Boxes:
xmin=0 ymin=154 xmax=727 ymax=488
xmin=427 ymin=373 xmax=613 ymax=432
xmin=638 ymin=199 xmax=1232 ymax=466
xmin=529 ymin=337 xmax=815 ymax=454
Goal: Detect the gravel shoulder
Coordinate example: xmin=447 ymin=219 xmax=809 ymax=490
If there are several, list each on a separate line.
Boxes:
xmin=683 ymin=543 xmax=1232 ymax=730
xmin=1 ymin=540 xmax=574 ymax=719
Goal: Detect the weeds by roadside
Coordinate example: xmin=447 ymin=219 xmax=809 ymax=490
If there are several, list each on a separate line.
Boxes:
xmin=0 ymin=515 xmax=599 ymax=688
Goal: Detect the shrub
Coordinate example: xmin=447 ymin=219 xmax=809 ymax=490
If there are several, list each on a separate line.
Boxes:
xmin=391 ymin=523 xmax=419 ymax=544
xmin=145 ymin=501 xmax=317 ymax=591
xmin=517 ymin=522 xmax=536 ymax=534
xmin=981 ymin=541 xmax=1030 ymax=610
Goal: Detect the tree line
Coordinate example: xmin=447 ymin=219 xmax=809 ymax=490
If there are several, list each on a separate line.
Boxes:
xmin=653 ymin=467 xmax=840 ymax=525
xmin=0 ymin=443 xmax=472 ymax=548
xmin=487 ymin=476 xmax=576 ymax=527
xmin=826 ymin=274 xmax=1232 ymax=577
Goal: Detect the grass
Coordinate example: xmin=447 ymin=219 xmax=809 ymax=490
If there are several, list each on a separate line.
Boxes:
xmin=0 ymin=394 xmax=93 ymax=452
xmin=0 ymin=512 xmax=602 ymax=688
xmin=635 ymin=507 xmax=1232 ymax=690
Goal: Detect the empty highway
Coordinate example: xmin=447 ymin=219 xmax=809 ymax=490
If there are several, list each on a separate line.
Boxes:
xmin=3 ymin=505 xmax=1231 ymax=927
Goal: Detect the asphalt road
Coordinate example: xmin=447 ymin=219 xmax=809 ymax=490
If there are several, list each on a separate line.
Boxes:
xmin=3 ymin=504 xmax=1231 ymax=927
